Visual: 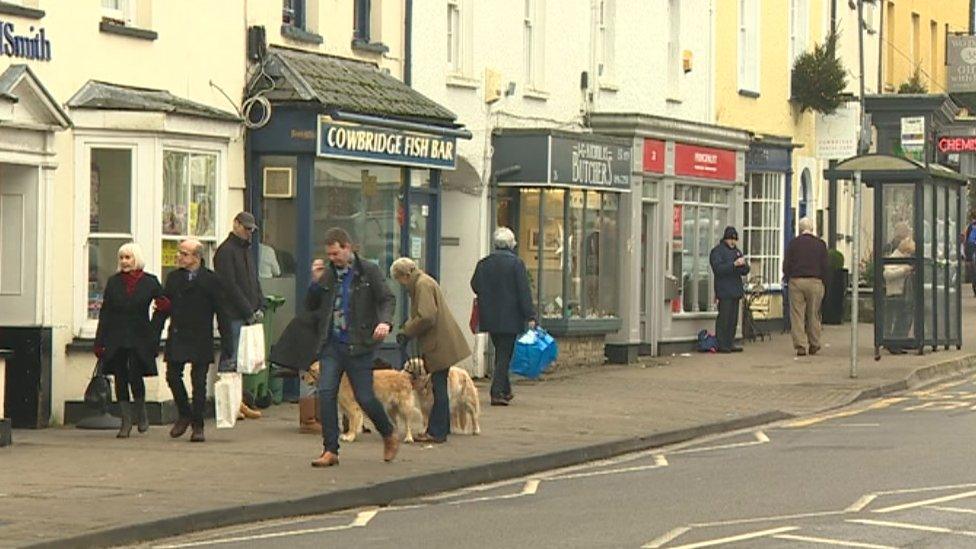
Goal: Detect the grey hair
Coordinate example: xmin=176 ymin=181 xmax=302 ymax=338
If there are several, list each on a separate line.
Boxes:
xmin=181 ymin=237 xmax=204 ymax=257
xmin=798 ymin=217 xmax=816 ymax=234
xmin=493 ymin=227 xmax=517 ymax=250
xmin=390 ymin=257 xmax=418 ymax=279
xmin=117 ymin=242 xmax=146 ymax=271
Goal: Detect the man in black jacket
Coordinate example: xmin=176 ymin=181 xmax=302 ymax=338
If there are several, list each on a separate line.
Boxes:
xmin=155 ymin=239 xmax=224 ymax=442
xmin=306 ymin=227 xmax=398 ymax=467
xmin=213 ymin=211 xmax=264 ymax=419
xmin=471 ymin=227 xmax=536 ymax=405
xmin=709 ymin=226 xmax=750 ymax=353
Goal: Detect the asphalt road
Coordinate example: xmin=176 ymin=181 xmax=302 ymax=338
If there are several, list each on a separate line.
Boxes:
xmin=146 ymin=374 xmax=976 ymax=549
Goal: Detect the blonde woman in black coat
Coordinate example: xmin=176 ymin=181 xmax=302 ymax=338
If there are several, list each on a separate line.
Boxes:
xmin=94 ymin=243 xmax=168 ymax=438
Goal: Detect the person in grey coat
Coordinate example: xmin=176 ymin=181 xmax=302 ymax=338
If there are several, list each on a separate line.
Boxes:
xmin=471 ymin=227 xmax=536 ymax=406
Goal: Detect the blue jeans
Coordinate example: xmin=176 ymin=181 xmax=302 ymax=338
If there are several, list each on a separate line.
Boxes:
xmin=317 ymin=341 xmax=394 ymax=454
xmin=428 ymin=369 xmax=450 ymax=439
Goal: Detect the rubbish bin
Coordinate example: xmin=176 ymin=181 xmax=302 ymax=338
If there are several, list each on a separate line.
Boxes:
xmin=242 ymin=295 xmax=286 ymax=408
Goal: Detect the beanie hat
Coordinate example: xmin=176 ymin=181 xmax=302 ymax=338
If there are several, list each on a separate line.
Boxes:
xmin=722 ymin=226 xmax=738 ymax=240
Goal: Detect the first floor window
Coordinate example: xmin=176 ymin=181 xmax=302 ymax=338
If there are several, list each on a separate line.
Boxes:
xmin=742 ymin=172 xmax=784 ymax=289
xmin=672 ymin=185 xmax=730 ymax=314
xmin=87 ymin=147 xmax=133 ymax=320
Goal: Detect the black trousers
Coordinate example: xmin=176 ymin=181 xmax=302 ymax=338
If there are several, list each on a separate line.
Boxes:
xmin=112 ymin=348 xmax=146 ymax=402
xmin=490 ymin=333 xmax=517 ymax=399
xmin=716 ymin=298 xmax=741 ymax=351
xmin=166 ymin=362 xmax=209 ymax=428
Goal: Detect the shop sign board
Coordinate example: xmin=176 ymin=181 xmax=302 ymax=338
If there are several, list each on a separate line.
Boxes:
xmin=815 ymin=103 xmax=857 ymax=160
xmin=674 ymin=143 xmax=736 ymax=181
xmin=643 ymin=138 xmax=665 ymax=173
xmin=317 ymin=116 xmax=457 ymax=170
xmin=0 ymin=21 xmax=51 ymax=61
xmin=550 ymin=135 xmax=632 ymax=190
xmin=936 ymin=135 xmax=976 ymax=153
xmin=947 ymin=35 xmax=976 ymax=93
xmin=900 ymin=116 xmax=925 ymax=161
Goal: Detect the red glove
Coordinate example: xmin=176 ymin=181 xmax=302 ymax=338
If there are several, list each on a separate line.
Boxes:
xmin=94 ymin=345 xmax=106 ymax=359
xmin=154 ymin=296 xmax=172 ymax=314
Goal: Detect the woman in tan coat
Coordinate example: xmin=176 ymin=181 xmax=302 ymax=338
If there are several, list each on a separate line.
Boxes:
xmin=392 ymin=258 xmax=471 ymax=443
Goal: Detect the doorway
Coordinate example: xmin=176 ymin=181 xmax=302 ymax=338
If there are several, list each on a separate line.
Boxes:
xmin=640 ymin=200 xmax=659 ymax=353
xmin=0 ymin=164 xmax=39 ymax=326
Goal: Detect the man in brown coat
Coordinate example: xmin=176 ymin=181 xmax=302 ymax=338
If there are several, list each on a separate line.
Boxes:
xmin=392 ymin=257 xmax=471 ymax=443
xmin=783 ymin=217 xmax=829 ymax=356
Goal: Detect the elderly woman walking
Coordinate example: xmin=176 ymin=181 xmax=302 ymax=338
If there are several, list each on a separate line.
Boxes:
xmin=392 ymin=257 xmax=471 ymax=443
xmin=94 ymin=243 xmax=168 ymax=438
xmin=471 ymin=227 xmax=536 ymax=405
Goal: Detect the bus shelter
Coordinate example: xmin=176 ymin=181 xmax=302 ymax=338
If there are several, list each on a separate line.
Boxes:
xmin=825 ymin=154 xmax=966 ymax=356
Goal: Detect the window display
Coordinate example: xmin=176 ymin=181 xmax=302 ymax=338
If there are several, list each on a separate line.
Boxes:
xmin=87 ymin=148 xmax=132 ymax=320
xmin=161 ymin=150 xmax=217 ymax=281
xmin=672 ymin=184 xmax=730 ymax=314
xmin=743 ymin=172 xmax=784 ymax=289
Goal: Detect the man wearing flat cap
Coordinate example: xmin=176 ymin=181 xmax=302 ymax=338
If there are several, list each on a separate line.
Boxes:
xmin=709 ymin=226 xmax=750 ymax=353
xmin=214 ymin=211 xmax=265 ymax=419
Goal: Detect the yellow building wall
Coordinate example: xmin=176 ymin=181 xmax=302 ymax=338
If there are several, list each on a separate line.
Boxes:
xmin=882 ymin=0 xmax=969 ymax=92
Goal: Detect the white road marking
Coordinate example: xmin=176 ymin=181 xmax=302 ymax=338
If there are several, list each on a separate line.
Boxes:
xmin=550 ymin=455 xmax=669 ymax=481
xmin=690 ymin=510 xmax=846 ymax=528
xmin=872 ymin=489 xmax=976 ymax=513
xmin=669 ymin=431 xmax=769 ymax=455
xmin=835 ymin=423 xmax=881 ymax=428
xmin=445 ymin=479 xmax=540 ymax=506
xmin=661 ymin=526 xmax=799 ymax=549
xmin=927 ymin=505 xmax=976 ymax=515
xmin=848 ymin=518 xmax=976 ymax=536
xmin=845 ymin=494 xmax=878 ymax=513
xmin=153 ymin=509 xmax=379 ymax=548
xmin=875 ymin=482 xmax=976 ymax=496
xmin=773 ymin=533 xmax=897 ymax=548
xmin=641 ymin=526 xmax=691 ymax=548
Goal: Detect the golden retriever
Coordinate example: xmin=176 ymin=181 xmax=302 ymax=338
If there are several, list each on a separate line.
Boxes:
xmin=403 ymin=358 xmax=481 ymax=435
xmin=305 ymin=363 xmax=424 ymax=443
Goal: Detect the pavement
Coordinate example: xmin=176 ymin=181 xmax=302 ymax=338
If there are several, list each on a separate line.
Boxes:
xmin=4 ymin=301 xmax=976 ymax=548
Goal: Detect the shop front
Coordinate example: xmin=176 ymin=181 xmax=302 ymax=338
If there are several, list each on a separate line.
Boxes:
xmin=247 ymin=47 xmax=468 ymax=366
xmin=588 ymin=113 xmax=751 ymax=359
xmin=490 ymin=129 xmax=631 ymax=364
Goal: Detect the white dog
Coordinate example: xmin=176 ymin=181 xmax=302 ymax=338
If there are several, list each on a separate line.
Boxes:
xmin=403 ymin=358 xmax=481 ymax=435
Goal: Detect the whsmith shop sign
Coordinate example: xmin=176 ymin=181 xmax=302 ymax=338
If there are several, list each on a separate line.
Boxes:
xmin=492 ymin=130 xmax=632 ymax=191
xmin=317 ymin=116 xmax=457 ymax=170
xmin=0 ymin=21 xmax=51 ymax=61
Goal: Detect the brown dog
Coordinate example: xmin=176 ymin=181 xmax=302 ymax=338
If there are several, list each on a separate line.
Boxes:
xmin=306 ymin=363 xmax=423 ymax=443
xmin=404 ymin=358 xmax=481 ymax=435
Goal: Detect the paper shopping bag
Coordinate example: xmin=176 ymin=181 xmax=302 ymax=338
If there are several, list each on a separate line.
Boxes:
xmin=236 ymin=324 xmax=266 ymax=374
xmin=214 ymin=372 xmax=243 ymax=429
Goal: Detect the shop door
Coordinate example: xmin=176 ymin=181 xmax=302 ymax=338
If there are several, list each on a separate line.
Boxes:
xmin=0 ymin=165 xmax=39 ymax=326
xmin=640 ymin=202 xmax=658 ymax=350
xmin=407 ymin=192 xmax=438 ymax=276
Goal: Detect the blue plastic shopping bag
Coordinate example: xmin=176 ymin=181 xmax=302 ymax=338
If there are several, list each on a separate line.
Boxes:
xmin=509 ymin=327 xmax=558 ymax=379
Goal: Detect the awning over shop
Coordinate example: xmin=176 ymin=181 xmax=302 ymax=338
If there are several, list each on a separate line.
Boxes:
xmin=67 ymin=80 xmax=240 ymax=122
xmin=255 ymin=45 xmax=460 ymax=130
xmin=492 ymin=129 xmax=633 ymax=192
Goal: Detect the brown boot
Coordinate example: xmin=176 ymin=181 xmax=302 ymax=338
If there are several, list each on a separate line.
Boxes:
xmin=240 ymin=402 xmax=262 ymax=419
xmin=311 ymin=451 xmax=339 ymax=467
xmin=382 ymin=434 xmax=400 ymax=462
xmin=298 ymin=397 xmax=322 ymax=434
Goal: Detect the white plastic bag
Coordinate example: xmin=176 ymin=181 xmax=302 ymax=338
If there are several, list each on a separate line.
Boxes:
xmin=236 ymin=324 xmax=266 ymax=374
xmin=214 ymin=372 xmax=243 ymax=429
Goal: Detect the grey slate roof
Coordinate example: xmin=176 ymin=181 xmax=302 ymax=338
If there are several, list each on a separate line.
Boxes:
xmin=0 ymin=64 xmax=71 ymax=127
xmin=67 ymin=80 xmax=240 ymax=122
xmin=261 ymin=46 xmax=457 ymax=124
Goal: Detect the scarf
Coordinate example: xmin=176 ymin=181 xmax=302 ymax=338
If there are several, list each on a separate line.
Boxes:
xmin=121 ymin=269 xmax=145 ymax=297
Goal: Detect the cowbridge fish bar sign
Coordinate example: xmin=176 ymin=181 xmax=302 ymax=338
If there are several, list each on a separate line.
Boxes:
xmin=317 ymin=116 xmax=457 ymax=170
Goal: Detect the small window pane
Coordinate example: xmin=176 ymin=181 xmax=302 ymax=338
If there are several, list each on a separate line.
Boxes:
xmin=90 ymin=148 xmax=132 ymax=234
xmin=163 ymin=152 xmax=189 ymax=236
xmin=87 ymin=237 xmax=129 ymax=320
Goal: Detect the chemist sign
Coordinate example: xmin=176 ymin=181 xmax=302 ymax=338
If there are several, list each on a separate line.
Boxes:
xmin=317 ymin=116 xmax=457 ymax=169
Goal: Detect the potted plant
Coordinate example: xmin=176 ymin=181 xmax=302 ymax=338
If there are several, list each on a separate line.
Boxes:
xmin=790 ymin=31 xmax=848 ymax=115
xmin=822 ymin=249 xmax=848 ymax=325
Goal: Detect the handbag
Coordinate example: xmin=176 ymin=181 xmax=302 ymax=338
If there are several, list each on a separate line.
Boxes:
xmin=83 ymin=359 xmax=112 ymax=410
xmin=468 ymin=298 xmax=480 ymax=334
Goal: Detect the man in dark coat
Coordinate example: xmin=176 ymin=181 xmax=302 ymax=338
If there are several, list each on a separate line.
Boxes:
xmin=306 ymin=227 xmax=398 ymax=467
xmin=154 ymin=239 xmax=225 ymax=442
xmin=709 ymin=226 xmax=750 ymax=353
xmin=213 ymin=211 xmax=264 ymax=419
xmin=470 ymin=227 xmax=536 ymax=406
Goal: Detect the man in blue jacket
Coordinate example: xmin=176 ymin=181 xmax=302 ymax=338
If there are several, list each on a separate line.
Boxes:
xmin=709 ymin=226 xmax=750 ymax=353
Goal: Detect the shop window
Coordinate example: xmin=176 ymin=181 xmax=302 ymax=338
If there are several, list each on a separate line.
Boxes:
xmin=673 ymin=184 xmax=730 ymax=314
xmin=742 ymin=172 xmax=784 ymax=290
xmin=282 ymin=0 xmax=305 ymax=28
xmin=497 ymin=187 xmax=620 ymax=321
xmin=353 ymin=0 xmax=387 ymax=52
xmin=313 ymin=160 xmax=406 ymax=335
xmin=161 ymin=150 xmax=217 ymax=281
xmin=87 ymin=148 xmax=133 ymax=321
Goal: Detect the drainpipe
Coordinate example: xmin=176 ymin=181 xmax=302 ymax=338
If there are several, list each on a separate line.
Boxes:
xmin=971 ymin=0 xmax=975 ymax=34
xmin=404 ymin=0 xmax=413 ymax=86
